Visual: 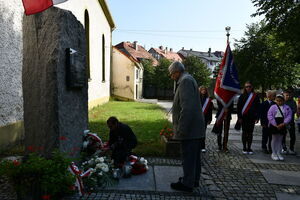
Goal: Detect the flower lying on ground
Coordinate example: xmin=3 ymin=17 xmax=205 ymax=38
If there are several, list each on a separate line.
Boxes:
xmin=81 ymin=155 xmax=116 ymax=190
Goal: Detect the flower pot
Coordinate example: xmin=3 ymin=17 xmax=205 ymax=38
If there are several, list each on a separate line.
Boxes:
xmin=161 ymin=135 xmax=181 ymax=158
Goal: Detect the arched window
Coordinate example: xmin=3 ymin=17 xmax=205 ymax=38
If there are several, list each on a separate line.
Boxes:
xmin=84 ymin=10 xmax=90 ymax=80
xmin=102 ymin=34 xmax=105 ymax=82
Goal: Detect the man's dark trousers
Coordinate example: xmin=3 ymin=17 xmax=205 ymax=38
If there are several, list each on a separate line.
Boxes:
xmin=181 ymin=139 xmax=201 ymax=188
xmin=262 ymin=127 xmax=272 ymax=151
xmin=282 ymin=122 xmax=296 ymax=151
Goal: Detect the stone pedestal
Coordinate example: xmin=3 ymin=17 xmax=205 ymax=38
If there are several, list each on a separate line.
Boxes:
xmin=161 ymin=136 xmax=181 ymax=158
xmin=22 ymin=7 xmax=87 ymax=158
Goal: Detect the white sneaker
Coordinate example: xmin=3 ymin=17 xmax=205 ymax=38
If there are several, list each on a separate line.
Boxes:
xmin=277 ymin=154 xmax=284 ymax=161
xmin=201 ymin=149 xmax=206 ymax=153
xmin=281 ymin=149 xmax=287 ymax=154
xmin=271 ymin=153 xmax=279 ymax=161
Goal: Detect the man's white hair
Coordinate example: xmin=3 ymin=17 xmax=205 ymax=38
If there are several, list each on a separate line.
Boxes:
xmin=168 ymin=61 xmax=185 ymax=74
xmin=266 ymin=90 xmax=276 ymax=96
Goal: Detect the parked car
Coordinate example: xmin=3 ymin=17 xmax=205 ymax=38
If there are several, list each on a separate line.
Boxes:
xmin=212 ymin=95 xmax=240 ymax=113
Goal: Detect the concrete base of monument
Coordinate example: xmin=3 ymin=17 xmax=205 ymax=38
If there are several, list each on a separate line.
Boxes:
xmin=161 ymin=135 xmax=181 ymax=158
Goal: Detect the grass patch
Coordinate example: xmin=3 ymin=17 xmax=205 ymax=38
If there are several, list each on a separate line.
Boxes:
xmin=89 ymin=101 xmax=171 ymax=156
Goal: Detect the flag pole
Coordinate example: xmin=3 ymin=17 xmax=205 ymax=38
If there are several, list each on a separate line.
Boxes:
xmin=221 ymin=26 xmax=231 ymax=152
xmin=225 ymin=26 xmax=231 ymax=44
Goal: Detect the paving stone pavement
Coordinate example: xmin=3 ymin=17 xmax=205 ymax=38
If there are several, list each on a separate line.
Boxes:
xmin=2 ymin=101 xmax=300 ymax=199
xmin=62 ymin=122 xmax=300 ymax=200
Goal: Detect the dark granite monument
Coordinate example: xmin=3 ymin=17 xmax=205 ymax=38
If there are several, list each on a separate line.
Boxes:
xmin=22 ymin=7 xmax=88 ymax=158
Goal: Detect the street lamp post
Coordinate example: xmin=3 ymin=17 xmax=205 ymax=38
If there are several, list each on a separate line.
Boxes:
xmin=225 ymin=26 xmax=231 ymax=44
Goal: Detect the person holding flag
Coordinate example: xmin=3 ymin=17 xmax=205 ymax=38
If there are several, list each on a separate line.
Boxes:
xmin=212 ymin=43 xmax=241 ymax=152
xmin=199 ymin=86 xmax=214 ymax=153
xmin=237 ymin=81 xmax=260 ymax=155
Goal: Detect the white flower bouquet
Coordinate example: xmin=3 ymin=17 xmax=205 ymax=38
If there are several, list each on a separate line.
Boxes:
xmin=81 ymin=155 xmax=116 ymax=190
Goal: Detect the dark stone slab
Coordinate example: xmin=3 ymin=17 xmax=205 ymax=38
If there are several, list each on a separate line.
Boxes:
xmin=276 ymin=193 xmax=300 ymax=200
xmin=107 ymin=166 xmax=155 ymax=191
xmin=154 ymin=165 xmax=183 ymax=192
xmin=261 ymin=169 xmax=300 ymax=186
xmin=23 ymin=7 xmax=87 ymax=158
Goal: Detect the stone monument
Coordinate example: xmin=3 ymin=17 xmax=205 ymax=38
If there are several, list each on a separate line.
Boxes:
xmin=22 ymin=7 xmax=88 ymax=158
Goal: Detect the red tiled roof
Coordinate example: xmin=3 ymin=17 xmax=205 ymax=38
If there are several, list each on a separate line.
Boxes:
xmin=113 ymin=46 xmax=139 ymax=63
xmin=115 ymin=42 xmax=158 ymax=66
xmin=150 ymin=48 xmax=182 ymax=62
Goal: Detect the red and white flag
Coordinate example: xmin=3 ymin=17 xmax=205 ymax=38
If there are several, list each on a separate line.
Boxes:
xmin=214 ymin=44 xmax=240 ymax=126
xmin=22 ymin=0 xmax=68 ymax=15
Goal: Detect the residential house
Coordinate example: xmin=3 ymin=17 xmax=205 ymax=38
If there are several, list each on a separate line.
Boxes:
xmin=115 ymin=41 xmax=158 ymax=66
xmin=0 ymin=0 xmax=115 ymax=150
xmin=113 ymin=41 xmax=158 ymax=100
xmin=148 ymin=46 xmax=182 ymax=62
xmin=178 ymin=48 xmax=223 ymax=74
xmin=112 ymin=47 xmax=143 ymax=100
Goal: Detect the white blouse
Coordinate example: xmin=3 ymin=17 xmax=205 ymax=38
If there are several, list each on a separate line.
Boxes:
xmin=275 ymin=106 xmax=285 ymax=118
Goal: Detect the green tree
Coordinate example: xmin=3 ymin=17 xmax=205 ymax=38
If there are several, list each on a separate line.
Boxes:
xmin=154 ymin=58 xmax=173 ymax=89
xmin=142 ymin=59 xmax=155 ymax=86
xmin=182 ymin=56 xmax=211 ymax=87
xmin=252 ymin=0 xmax=300 ymax=64
xmin=234 ymin=22 xmax=300 ymax=90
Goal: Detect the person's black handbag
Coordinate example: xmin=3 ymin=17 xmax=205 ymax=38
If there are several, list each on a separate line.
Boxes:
xmin=212 ymin=123 xmax=222 ymax=134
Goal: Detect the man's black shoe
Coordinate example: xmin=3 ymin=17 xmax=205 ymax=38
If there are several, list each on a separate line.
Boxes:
xmin=170 ymin=182 xmax=193 ymax=192
xmin=194 ymin=182 xmax=199 ymax=187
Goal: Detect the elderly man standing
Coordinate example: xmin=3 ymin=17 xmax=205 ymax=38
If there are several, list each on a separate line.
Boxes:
xmin=168 ymin=61 xmax=206 ymax=192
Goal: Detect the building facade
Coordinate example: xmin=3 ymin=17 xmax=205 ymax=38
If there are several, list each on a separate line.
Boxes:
xmin=0 ymin=0 xmax=115 ymax=150
xmin=149 ymin=46 xmax=182 ymax=62
xmin=178 ymin=48 xmax=223 ymax=74
xmin=57 ymin=0 xmax=115 ymax=109
xmin=0 ymin=0 xmax=24 ymax=150
xmin=112 ymin=47 xmax=143 ymax=100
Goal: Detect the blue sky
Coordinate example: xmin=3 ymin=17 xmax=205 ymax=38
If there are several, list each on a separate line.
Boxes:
xmin=106 ymin=0 xmax=262 ymax=52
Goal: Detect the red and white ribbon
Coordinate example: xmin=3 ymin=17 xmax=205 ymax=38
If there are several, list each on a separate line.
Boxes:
xmin=68 ymin=162 xmax=84 ymax=196
xmin=87 ymin=133 xmax=103 ymax=147
xmin=68 ymin=162 xmax=93 ymax=196
xmin=128 ymin=155 xmax=138 ymax=165
xmin=242 ymin=93 xmax=257 ymax=115
xmin=202 ymin=98 xmax=212 ymax=115
xmin=81 ymin=168 xmax=93 ymax=178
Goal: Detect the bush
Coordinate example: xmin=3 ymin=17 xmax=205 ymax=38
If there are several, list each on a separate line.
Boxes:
xmin=0 ymin=150 xmax=75 ymax=200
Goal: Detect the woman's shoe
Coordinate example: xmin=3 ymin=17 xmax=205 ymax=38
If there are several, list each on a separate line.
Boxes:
xmin=247 ymin=149 xmax=254 ymax=155
xmin=271 ymin=153 xmax=279 ymax=161
xmin=277 ymin=154 xmax=284 ymax=161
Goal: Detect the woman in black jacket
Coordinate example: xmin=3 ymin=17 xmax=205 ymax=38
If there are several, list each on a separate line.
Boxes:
xmin=237 ymin=81 xmax=260 ymax=155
